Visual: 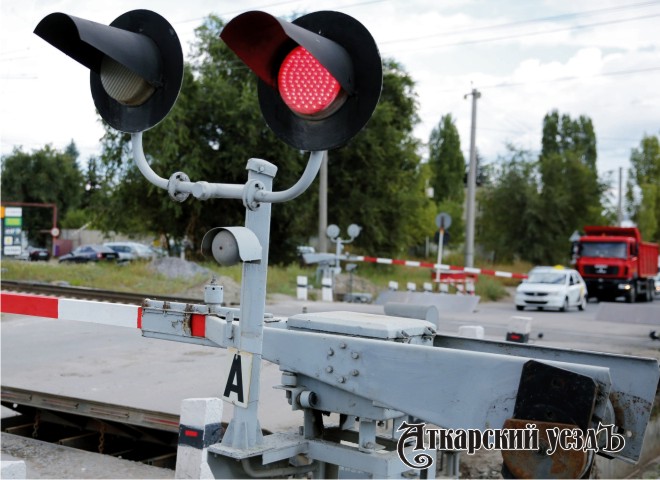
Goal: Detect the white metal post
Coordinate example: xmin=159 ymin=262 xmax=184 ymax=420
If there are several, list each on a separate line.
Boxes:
xmin=220 ymin=158 xmax=276 ymax=450
xmin=465 ymin=88 xmax=480 ymax=268
xmin=435 ymin=228 xmax=444 ymax=284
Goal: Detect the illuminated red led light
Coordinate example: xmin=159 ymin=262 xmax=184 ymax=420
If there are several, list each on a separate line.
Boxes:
xmin=278 ymin=46 xmax=343 ymax=117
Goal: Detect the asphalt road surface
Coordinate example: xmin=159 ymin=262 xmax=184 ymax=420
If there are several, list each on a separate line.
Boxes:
xmin=267 ymin=294 xmax=660 ymax=360
xmin=2 ymin=293 xmax=658 ymax=423
xmin=2 ymin=292 xmax=659 ymax=479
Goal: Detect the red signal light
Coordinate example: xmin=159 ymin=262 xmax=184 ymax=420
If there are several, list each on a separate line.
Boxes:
xmin=277 ymin=46 xmax=344 ymax=118
xmin=221 ymin=10 xmax=382 ymax=150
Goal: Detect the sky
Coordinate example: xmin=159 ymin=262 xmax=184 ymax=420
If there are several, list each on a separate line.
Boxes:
xmin=1 ymin=0 xmax=659 ymax=195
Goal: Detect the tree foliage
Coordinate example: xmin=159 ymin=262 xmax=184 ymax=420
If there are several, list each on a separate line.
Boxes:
xmin=89 ymin=15 xmax=432 ymax=262
xmin=627 ymin=133 xmax=660 ymax=242
xmin=1 ymin=142 xmax=83 ymax=243
xmin=427 ymin=114 xmax=465 ymax=245
xmin=479 ymin=110 xmax=608 ymax=265
xmin=429 ymin=114 xmax=465 ymax=203
xmin=479 ymin=147 xmax=541 ymax=263
xmin=326 ymin=59 xmax=433 ymax=257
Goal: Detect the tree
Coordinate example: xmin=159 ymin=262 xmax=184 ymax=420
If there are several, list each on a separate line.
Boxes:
xmin=627 ymin=133 xmax=660 ymax=242
xmin=1 ymin=142 xmax=83 ymax=244
xmin=541 ymin=111 xmax=597 ymax=169
xmin=427 ymin=114 xmax=465 ymax=246
xmin=479 ymin=146 xmax=543 ymax=263
xmin=478 ymin=111 xmax=608 ymax=265
xmin=538 ymin=111 xmax=607 ymax=260
xmin=91 ymin=16 xmax=432 ymax=262
xmin=325 ymin=59 xmax=434 ymax=257
xmin=428 ymin=114 xmax=465 ymax=203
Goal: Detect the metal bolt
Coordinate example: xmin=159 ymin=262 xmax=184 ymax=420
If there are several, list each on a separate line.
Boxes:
xmin=337 ymin=376 xmax=346 ymax=383
xmin=363 ymin=442 xmax=375 ymax=449
xmin=326 ymin=366 xmax=334 ymax=373
xmin=328 ymin=348 xmax=334 ymax=356
xmin=351 ymin=351 xmax=360 ymax=359
xmin=339 ymin=342 xmax=347 ymax=349
xmin=351 ymin=369 xmax=359 ymax=376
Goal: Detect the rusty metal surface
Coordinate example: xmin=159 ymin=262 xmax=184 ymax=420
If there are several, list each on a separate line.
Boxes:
xmin=501 ymin=419 xmax=590 ymax=479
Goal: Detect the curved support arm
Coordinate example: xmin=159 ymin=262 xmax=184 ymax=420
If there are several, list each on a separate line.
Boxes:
xmin=131 ymin=132 xmax=243 ymax=201
xmin=131 ymin=133 xmax=325 ymax=204
xmin=254 ymin=150 xmax=325 ymax=204
xmin=132 ymin=132 xmax=169 ymax=190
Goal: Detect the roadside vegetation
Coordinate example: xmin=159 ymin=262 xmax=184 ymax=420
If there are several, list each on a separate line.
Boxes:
xmin=2 ymin=252 xmax=531 ymax=302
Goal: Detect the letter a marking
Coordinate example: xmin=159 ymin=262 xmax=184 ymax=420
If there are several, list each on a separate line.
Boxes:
xmin=223 ymin=353 xmax=244 ymax=404
xmin=221 ymin=349 xmax=253 ymax=408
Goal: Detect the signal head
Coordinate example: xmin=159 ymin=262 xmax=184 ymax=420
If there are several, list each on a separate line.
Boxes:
xmin=326 ymin=224 xmax=340 ymax=240
xmin=347 ymin=224 xmax=361 ymax=239
xmin=35 ymin=10 xmax=183 ymax=132
xmin=221 ymin=10 xmax=382 ymax=151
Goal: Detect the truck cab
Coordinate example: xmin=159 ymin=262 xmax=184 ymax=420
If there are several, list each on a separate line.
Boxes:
xmin=576 ymin=226 xmax=658 ymax=303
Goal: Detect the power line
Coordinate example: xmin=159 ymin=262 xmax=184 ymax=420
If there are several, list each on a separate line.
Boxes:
xmin=387 ymin=12 xmax=660 ymax=53
xmin=380 ymin=1 xmax=660 ymax=45
xmin=484 ymin=65 xmax=660 ymax=90
xmin=432 ymin=65 xmax=660 ymax=93
xmin=174 ymin=0 xmax=388 ymax=26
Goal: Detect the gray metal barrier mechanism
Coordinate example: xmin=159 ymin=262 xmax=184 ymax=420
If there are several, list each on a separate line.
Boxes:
xmin=134 ymin=125 xmax=660 ymax=477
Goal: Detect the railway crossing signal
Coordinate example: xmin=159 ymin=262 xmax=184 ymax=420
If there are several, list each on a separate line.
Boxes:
xmin=31 ymin=8 xmax=660 ymax=480
xmin=221 ymin=11 xmax=382 ymax=151
xmin=34 ymin=10 xmax=183 ymax=133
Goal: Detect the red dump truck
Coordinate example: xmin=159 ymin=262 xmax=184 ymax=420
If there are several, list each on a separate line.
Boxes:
xmin=575 ymin=226 xmax=659 ymax=303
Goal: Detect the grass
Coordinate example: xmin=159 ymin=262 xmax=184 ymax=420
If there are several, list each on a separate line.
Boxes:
xmin=1 ymin=254 xmax=530 ymax=302
xmin=1 ymin=259 xmax=200 ymax=295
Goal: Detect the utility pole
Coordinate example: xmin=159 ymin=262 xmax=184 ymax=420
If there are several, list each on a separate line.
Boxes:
xmin=617 ymin=167 xmax=623 ymax=226
xmin=318 ymin=151 xmax=328 ymax=252
xmin=464 ymin=88 xmax=481 ymax=268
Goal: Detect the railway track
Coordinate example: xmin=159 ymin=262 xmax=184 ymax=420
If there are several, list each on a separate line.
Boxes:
xmin=0 ymin=282 xmax=206 ymax=470
xmin=1 ymin=280 xmax=204 ymax=305
xmin=1 ymin=386 xmax=181 ymax=469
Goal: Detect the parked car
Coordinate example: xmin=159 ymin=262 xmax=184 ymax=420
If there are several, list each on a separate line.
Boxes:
xmin=18 ymin=246 xmax=51 ymax=262
xmin=104 ymin=242 xmax=158 ymax=262
xmin=58 ymin=245 xmax=119 ymax=263
xmin=515 ymin=266 xmax=588 ymax=312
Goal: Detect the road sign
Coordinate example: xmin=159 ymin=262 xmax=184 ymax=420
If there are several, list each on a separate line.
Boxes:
xmin=2 ymin=207 xmax=22 ymax=256
xmin=435 ymin=212 xmax=452 ymax=230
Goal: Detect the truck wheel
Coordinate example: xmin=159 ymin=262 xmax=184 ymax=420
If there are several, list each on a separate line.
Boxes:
xmin=627 ymin=288 xmax=636 ymax=303
xmin=648 ymin=280 xmax=654 ymax=302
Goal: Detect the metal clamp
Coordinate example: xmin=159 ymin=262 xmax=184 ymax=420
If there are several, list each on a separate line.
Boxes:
xmin=168 ymin=171 xmax=191 ymax=202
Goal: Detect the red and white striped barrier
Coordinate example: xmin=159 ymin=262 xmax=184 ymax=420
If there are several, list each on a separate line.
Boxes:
xmin=1 ymin=292 xmax=141 ymax=328
xmin=349 ymin=256 xmax=528 ymax=279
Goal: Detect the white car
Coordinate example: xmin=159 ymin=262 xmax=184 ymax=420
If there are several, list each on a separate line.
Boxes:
xmin=515 ymin=266 xmax=588 ymax=312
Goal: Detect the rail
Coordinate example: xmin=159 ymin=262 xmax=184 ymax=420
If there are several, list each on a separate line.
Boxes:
xmin=0 ymin=280 xmax=206 ymax=305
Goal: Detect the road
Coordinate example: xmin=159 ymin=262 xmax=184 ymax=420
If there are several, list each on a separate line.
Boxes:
xmin=2 ymin=293 xmax=658 ymax=422
xmin=267 ymin=294 xmax=660 ymax=360
xmin=1 ymin=293 xmax=659 ymax=478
